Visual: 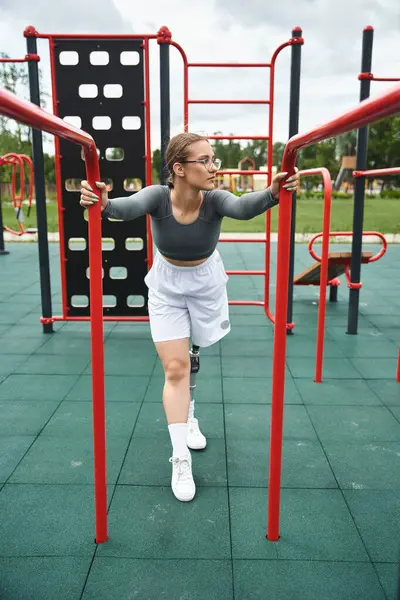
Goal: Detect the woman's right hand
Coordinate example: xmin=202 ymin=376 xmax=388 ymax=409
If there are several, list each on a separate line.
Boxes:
xmin=80 ymin=180 xmax=109 ymax=211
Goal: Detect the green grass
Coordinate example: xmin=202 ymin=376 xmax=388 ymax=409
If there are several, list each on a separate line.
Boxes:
xmin=2 ymin=197 xmax=400 ymax=234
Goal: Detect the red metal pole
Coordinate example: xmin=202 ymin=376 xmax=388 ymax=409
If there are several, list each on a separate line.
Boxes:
xmin=264 ymin=37 xmax=297 ymax=324
xmin=49 ymin=37 xmax=69 ymax=320
xmin=0 ymin=87 xmax=108 ymax=544
xmin=297 ymin=168 xmax=332 ymax=383
xmin=143 ymin=37 xmax=154 ymax=269
xmin=267 ymin=83 xmax=400 ymax=542
xmin=169 ymin=41 xmax=189 ymax=130
xmin=353 ymin=167 xmax=400 ymax=178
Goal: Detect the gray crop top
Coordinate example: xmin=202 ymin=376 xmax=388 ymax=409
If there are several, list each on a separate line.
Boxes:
xmin=102 ymin=185 xmax=278 ymax=261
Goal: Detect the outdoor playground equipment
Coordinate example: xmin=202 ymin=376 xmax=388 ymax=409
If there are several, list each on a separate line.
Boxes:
xmin=0 ymin=152 xmax=36 ymax=236
xmin=1 ymin=79 xmax=398 ymax=546
xmin=0 ymin=54 xmax=39 ymax=252
xmin=7 ymin=24 xmax=302 ymax=334
xmin=293 ymin=230 xmax=387 ymax=302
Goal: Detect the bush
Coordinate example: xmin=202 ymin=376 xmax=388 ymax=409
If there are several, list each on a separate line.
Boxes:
xmin=379 ymin=189 xmax=400 ymax=199
xmin=300 ymin=191 xmax=353 ymax=200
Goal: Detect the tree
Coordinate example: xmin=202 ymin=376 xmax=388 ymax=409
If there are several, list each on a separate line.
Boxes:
xmin=366 ymin=116 xmax=400 ymax=191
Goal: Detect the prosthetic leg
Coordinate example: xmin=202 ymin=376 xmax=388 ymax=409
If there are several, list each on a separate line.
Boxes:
xmin=187 ymin=344 xmax=207 ymax=450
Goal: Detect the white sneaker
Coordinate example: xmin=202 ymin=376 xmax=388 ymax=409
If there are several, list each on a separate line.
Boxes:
xmin=186 ymin=417 xmax=207 ymax=450
xmin=169 ymin=453 xmax=196 ymax=502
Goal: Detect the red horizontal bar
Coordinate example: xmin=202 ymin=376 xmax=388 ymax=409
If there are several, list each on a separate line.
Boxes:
xmin=208 ymin=135 xmax=269 ymax=140
xmin=0 ymin=55 xmax=39 ymax=63
xmin=285 ymin=87 xmax=400 ymax=160
xmin=219 ymin=237 xmax=266 ymax=243
xmin=373 ymin=77 xmax=400 ymax=82
xmin=228 ymin=301 xmax=264 ymax=306
xmin=218 ymin=169 xmax=268 ymax=175
xmin=353 ymin=167 xmax=400 ymax=178
xmin=189 ymin=99 xmax=269 ymax=105
xmin=29 ymin=32 xmax=158 ymax=40
xmin=188 ymin=62 xmax=271 ymax=68
xmin=48 ymin=315 xmax=150 ymax=322
xmin=359 ymin=72 xmax=400 ymax=82
xmin=226 ymin=270 xmax=265 ymax=275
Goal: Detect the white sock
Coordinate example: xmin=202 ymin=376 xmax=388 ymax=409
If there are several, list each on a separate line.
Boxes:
xmin=188 ymin=399 xmax=195 ymax=420
xmin=168 ymin=423 xmax=189 ymax=458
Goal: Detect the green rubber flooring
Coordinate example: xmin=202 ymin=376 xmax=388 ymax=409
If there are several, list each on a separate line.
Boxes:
xmin=0 ymin=241 xmax=399 ymax=600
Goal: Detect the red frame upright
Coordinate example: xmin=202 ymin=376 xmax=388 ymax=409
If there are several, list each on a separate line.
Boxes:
xmin=170 ymin=34 xmax=304 ymax=323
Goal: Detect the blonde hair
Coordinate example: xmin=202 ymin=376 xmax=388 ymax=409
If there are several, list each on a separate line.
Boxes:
xmin=165 ymin=132 xmax=208 ymax=188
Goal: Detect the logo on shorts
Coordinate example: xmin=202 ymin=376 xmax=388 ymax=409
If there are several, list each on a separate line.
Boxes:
xmin=220 ymin=320 xmax=230 ymax=330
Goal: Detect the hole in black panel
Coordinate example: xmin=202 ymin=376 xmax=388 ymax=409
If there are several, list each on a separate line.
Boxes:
xmin=122 ymin=116 xmax=141 ymax=130
xmin=104 ymin=84 xmax=123 ymax=98
xmin=127 ymin=295 xmax=145 ymax=307
xmin=90 ymin=51 xmax=109 ymax=66
xmin=123 ymin=178 xmax=142 ymax=192
xmin=79 ymin=84 xmax=98 ymax=98
xmin=110 ymin=266 xmax=128 ymax=279
xmin=59 ymin=51 xmax=79 ymax=66
xmin=125 ymin=238 xmax=143 ymax=251
xmin=65 ymin=178 xmax=82 ymax=192
xmin=106 ymin=148 xmax=124 ymax=161
xmin=68 ymin=238 xmax=86 ymax=251
xmin=93 ymin=116 xmax=111 ymax=130
xmin=120 ymin=51 xmax=140 ymax=66
xmin=71 ymin=295 xmax=89 ymax=307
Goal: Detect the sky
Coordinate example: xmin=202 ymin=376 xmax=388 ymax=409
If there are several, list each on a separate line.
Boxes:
xmin=0 ymin=0 xmax=399 ymax=157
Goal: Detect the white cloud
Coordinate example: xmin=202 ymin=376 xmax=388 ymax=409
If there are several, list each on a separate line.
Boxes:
xmin=0 ymin=0 xmax=398 ymax=160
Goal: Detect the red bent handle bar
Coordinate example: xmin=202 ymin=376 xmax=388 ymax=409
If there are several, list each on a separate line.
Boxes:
xmin=309 ymin=231 xmax=387 ymax=263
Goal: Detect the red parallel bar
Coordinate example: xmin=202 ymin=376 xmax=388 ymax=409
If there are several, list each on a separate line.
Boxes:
xmin=24 ymin=27 xmax=158 ymax=40
xmin=359 ymin=73 xmax=400 ymax=82
xmin=353 ymin=167 xmax=400 ymax=177
xmin=221 ymin=238 xmax=266 ymax=243
xmin=0 ymin=87 xmax=108 ymax=545
xmin=208 ymin=135 xmax=270 ymax=140
xmin=298 ymin=168 xmax=333 ymax=384
xmin=49 ymin=38 xmax=69 ymax=320
xmin=44 ymin=316 xmax=150 ymax=322
xmin=267 ymin=84 xmax=400 ymax=543
xmin=0 ymin=55 xmax=39 ymax=62
xmin=218 ymin=170 xmax=268 ymax=175
xmin=226 ymin=270 xmax=265 ymax=275
xmin=229 ymin=301 xmax=264 ymax=306
xmin=188 ymin=99 xmax=269 ymax=105
xmin=188 ymin=62 xmax=271 ymax=68
xmin=143 ymin=38 xmax=154 ymax=269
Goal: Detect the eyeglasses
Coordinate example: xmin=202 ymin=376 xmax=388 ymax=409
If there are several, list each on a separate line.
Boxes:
xmin=181 ymin=157 xmax=222 ymax=171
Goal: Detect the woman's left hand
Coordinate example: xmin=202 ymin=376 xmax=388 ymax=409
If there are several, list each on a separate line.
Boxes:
xmin=269 ymin=167 xmax=299 ymax=199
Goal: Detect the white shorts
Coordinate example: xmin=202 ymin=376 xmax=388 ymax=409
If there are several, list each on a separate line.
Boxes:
xmin=144 ymin=249 xmax=231 ymax=347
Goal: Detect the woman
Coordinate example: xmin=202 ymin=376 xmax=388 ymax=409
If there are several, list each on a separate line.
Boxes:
xmin=80 ymin=132 xmax=299 ymax=502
